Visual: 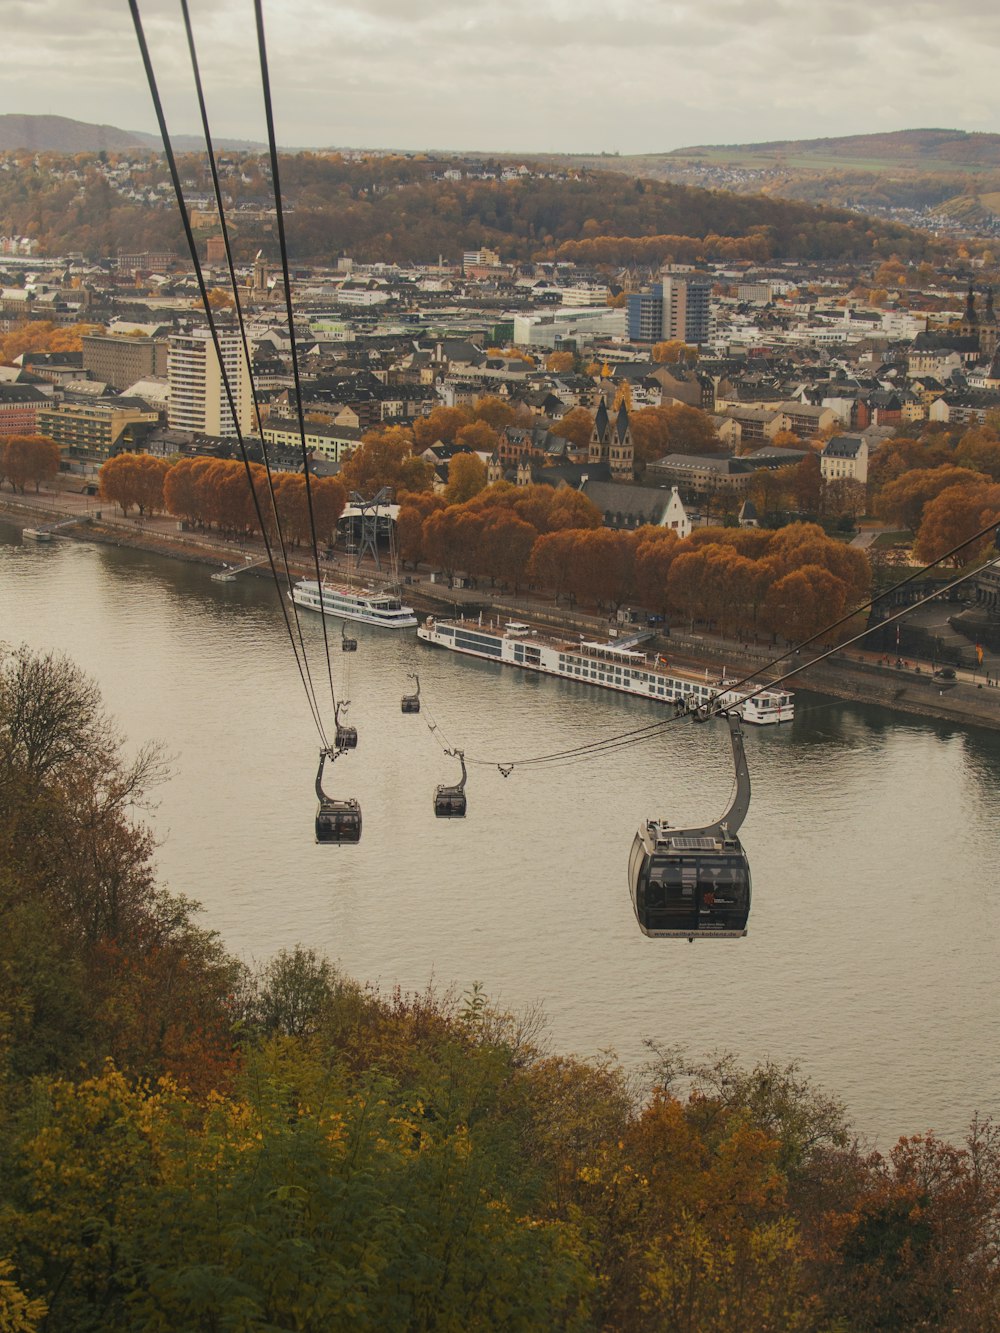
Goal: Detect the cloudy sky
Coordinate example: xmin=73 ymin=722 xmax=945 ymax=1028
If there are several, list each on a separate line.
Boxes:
xmin=3 ymin=0 xmax=1000 ymax=155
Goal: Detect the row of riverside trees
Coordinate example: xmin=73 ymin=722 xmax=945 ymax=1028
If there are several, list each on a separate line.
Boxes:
xmin=2 ymin=644 xmax=1000 ymax=1331
xmin=100 ymin=454 xmax=348 ymax=546
xmin=97 ymin=451 xmax=871 ymax=639
xmin=401 ymin=480 xmax=871 ymax=640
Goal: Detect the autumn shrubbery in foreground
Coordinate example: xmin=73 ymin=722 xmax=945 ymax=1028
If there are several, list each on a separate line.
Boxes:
xmin=1 ymin=645 xmax=999 ymax=1331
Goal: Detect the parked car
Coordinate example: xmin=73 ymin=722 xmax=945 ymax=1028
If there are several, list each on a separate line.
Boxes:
xmin=934 ymin=667 xmax=956 ymax=680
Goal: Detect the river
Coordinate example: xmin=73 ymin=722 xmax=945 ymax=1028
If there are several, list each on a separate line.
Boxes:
xmin=4 ymin=519 xmax=999 ymax=1149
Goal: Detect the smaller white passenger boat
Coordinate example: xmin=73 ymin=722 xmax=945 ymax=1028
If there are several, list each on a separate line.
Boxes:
xmin=290 ymin=578 xmax=417 ymax=629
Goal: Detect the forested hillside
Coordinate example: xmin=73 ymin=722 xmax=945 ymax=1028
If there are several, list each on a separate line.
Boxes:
xmin=0 ymin=149 xmax=940 ymax=264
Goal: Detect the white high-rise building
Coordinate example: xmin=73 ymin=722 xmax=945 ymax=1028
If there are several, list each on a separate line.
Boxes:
xmin=168 ymin=328 xmax=253 ymax=437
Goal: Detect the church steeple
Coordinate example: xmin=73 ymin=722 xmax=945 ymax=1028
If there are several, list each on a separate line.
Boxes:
xmin=965 ymin=283 xmax=978 ymax=324
xmin=589 ymin=400 xmax=610 ymax=465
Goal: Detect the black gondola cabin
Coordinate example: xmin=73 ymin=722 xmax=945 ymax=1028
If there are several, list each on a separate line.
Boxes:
xmin=314 ymin=749 xmax=361 ymax=844
xmin=628 ymin=710 xmax=751 ymax=939
xmin=433 ymin=750 xmax=467 ymax=818
xmin=401 ymin=672 xmax=421 ymax=713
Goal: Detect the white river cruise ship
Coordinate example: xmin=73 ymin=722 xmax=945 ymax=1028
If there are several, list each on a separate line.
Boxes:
xmin=417 ymin=617 xmax=793 ymax=724
xmin=290 ymin=579 xmax=418 ymax=629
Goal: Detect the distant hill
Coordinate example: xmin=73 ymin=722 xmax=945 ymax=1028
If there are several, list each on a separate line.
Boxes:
xmin=0 ymin=114 xmax=263 ymax=155
xmin=663 ymin=129 xmax=1000 ymax=173
xmin=532 ymin=130 xmax=1000 ymax=225
xmin=0 ymin=115 xmax=152 ymax=154
xmin=0 ymin=147 xmax=942 ymax=266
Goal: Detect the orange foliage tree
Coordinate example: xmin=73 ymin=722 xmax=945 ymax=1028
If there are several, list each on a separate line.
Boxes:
xmin=444 ymin=451 xmax=488 ymax=505
xmin=550 ymin=406 xmax=594 ymax=452
xmin=1 ymin=434 xmax=60 ymax=493
xmin=337 ymin=426 xmax=434 ymax=497
xmin=652 ymin=339 xmax=698 ymax=364
xmin=99 ymin=452 xmax=172 ymax=516
xmin=470 ymin=395 xmax=515 ymax=430
xmin=877 ymin=466 xmax=983 ymax=532
xmin=914 ymin=481 xmax=1000 ymax=566
xmin=412 ymin=406 xmax=473 ymax=450
xmin=630 ymin=404 xmax=721 ymax=465
xmin=0 ymin=320 xmax=103 ymax=363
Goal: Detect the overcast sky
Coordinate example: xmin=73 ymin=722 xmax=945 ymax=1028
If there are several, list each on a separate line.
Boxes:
xmin=3 ymin=0 xmax=1000 ymax=155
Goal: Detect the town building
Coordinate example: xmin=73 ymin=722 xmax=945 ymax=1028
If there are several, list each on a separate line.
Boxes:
xmin=0 ymin=383 xmax=49 ymax=436
xmin=82 ymin=332 xmax=169 ymax=391
xmin=36 ymin=399 xmax=160 ymax=464
xmin=820 ymin=434 xmax=869 ymax=485
xmin=168 ymin=328 xmax=254 ymax=437
xmin=588 ymin=400 xmax=635 ymax=482
xmin=627 ymin=271 xmax=713 ymax=345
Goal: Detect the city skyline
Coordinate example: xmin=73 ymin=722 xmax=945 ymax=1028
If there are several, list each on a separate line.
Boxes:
xmin=2 ymin=0 xmax=1000 ymax=156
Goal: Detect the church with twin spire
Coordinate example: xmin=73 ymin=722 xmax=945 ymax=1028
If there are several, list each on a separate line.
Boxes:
xmin=588 ymin=400 xmax=636 ymax=481
xmin=959 ymin=284 xmax=998 ymax=358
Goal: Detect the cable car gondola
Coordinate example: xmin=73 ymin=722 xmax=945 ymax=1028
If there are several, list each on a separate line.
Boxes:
xmin=314 ymin=748 xmax=361 ymax=844
xmin=341 ymin=622 xmax=358 ymax=653
xmin=628 ymin=710 xmax=751 ymax=940
xmin=401 ymin=672 xmax=421 ymax=714
xmin=334 ymin=702 xmax=357 ymax=751
xmin=433 ymin=749 xmax=467 ymax=818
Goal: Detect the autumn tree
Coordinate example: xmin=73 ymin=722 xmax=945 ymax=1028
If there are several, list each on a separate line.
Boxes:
xmin=99 ymin=452 xmax=171 ymax=516
xmin=422 ymin=505 xmax=476 ymax=580
xmin=762 ymin=565 xmax=848 ymax=642
xmin=445 ymin=451 xmax=487 ymax=505
xmin=564 ymin=528 xmax=635 ymax=610
xmin=395 ymin=492 xmax=444 ymax=567
xmin=479 ymin=511 xmax=537 ymax=589
xmin=0 ymin=646 xmax=237 ymax=1092
xmin=630 ymin=404 xmax=721 ymax=465
xmin=269 ymin=472 xmax=346 ymax=547
xmin=337 ymin=426 xmax=434 ymax=498
xmin=633 ymin=528 xmax=680 ymax=617
xmin=411 ymin=405 xmax=473 ymax=450
xmin=550 ymin=406 xmax=594 ymax=452
xmin=0 ymin=320 xmax=103 ymax=364
xmin=956 ymin=425 xmax=1000 ymax=480
xmin=547 ymin=486 xmax=602 ymax=531
xmin=545 ymin=350 xmax=575 ymax=374
xmin=470 ymin=395 xmax=515 ymax=430
xmin=454 ymin=419 xmax=499 ymax=455
xmin=526 ymin=529 xmax=582 ymax=603
xmin=914 ymin=481 xmax=1000 ymax=566
xmin=1 ymin=435 xmax=60 ymax=494
xmin=652 ymin=339 xmax=698 ymax=364
xmin=877 ymin=466 xmax=983 ymax=533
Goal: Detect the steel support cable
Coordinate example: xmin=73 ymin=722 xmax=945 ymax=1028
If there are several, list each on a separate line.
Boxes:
xmin=254 ymin=0 xmax=339 ymax=721
xmin=448 ymin=527 xmax=1000 ymax=774
xmin=128 ymin=0 xmax=329 ymax=748
xmin=177 ymin=0 xmax=322 ymax=725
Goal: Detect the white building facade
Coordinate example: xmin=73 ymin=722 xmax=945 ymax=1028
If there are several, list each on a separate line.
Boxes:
xmin=168 ymin=328 xmax=253 ymax=437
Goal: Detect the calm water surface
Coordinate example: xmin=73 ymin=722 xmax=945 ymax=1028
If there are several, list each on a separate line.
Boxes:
xmin=3 ymin=521 xmax=999 ymax=1148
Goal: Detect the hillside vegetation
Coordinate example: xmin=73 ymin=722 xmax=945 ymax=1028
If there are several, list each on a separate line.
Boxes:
xmin=0 ymin=148 xmax=939 ymax=265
